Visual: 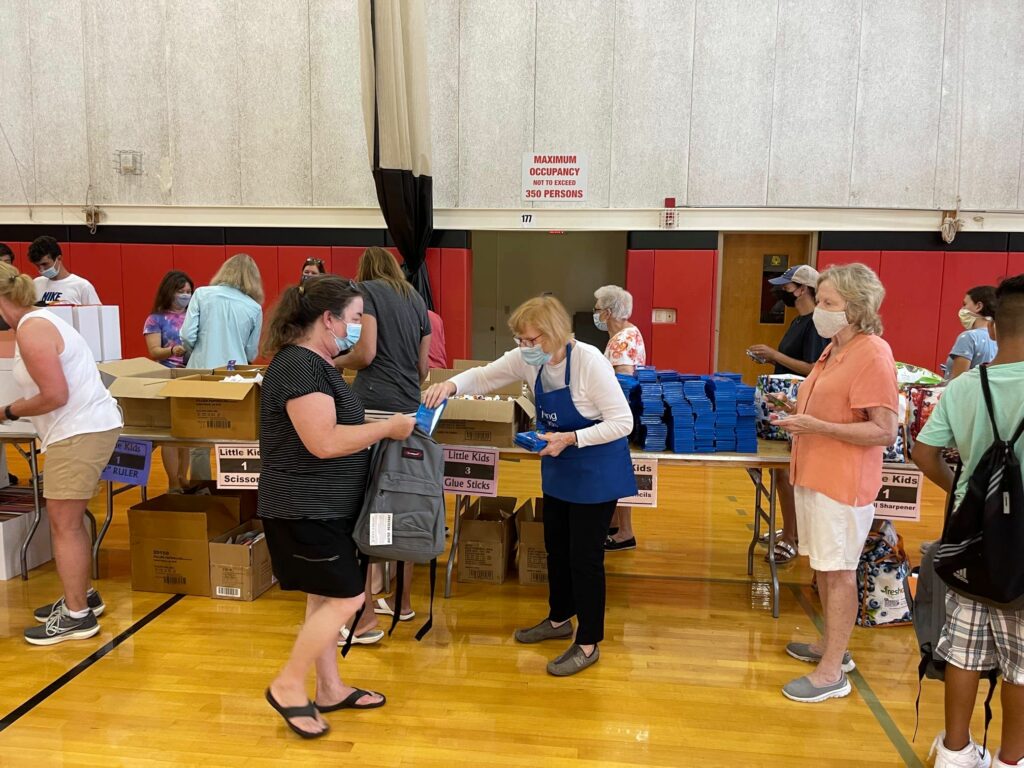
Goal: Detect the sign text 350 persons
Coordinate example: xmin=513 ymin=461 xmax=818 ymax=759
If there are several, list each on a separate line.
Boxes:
xmin=522 ymin=153 xmax=588 ymax=202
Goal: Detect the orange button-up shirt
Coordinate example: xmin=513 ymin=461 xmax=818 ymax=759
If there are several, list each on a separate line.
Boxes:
xmin=791 ymin=333 xmax=898 ymax=506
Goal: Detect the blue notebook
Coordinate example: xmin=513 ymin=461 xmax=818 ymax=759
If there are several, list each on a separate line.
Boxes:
xmin=415 ymin=401 xmax=447 ymax=436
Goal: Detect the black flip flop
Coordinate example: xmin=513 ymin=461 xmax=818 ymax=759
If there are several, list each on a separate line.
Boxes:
xmin=265 ymin=688 xmax=329 ymax=739
xmin=317 ymin=688 xmax=387 ymax=713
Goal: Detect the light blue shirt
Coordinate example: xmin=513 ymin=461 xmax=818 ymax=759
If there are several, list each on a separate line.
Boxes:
xmin=181 ymin=284 xmax=263 ymax=369
xmin=942 ymin=328 xmax=997 ymax=379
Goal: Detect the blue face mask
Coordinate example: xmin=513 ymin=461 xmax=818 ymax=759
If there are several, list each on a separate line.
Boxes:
xmin=331 ymin=319 xmax=361 ymax=356
xmin=175 ymin=293 xmax=191 ymax=309
xmin=593 ymin=311 xmax=608 ymax=332
xmin=520 ymin=345 xmax=552 ymax=366
xmin=41 ymin=261 xmax=59 ymax=280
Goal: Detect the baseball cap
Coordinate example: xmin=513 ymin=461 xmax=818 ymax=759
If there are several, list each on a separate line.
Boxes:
xmin=768 ymin=265 xmax=819 ymax=287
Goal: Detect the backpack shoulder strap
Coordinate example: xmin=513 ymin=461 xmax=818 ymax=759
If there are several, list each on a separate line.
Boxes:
xmin=979 ymin=365 xmax=1003 ymax=442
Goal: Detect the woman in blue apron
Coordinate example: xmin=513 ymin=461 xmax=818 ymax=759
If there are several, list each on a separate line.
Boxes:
xmin=425 ymin=295 xmax=635 ymax=676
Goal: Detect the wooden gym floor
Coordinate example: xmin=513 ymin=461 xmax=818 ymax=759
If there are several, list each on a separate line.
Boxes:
xmin=0 ymin=446 xmax=1000 ymax=767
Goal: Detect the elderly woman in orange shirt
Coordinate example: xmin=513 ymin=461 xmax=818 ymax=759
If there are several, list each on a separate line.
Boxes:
xmin=773 ymin=263 xmax=898 ymax=704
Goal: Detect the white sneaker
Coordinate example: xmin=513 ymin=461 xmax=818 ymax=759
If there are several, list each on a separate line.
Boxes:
xmin=929 ymin=733 xmax=992 ymax=768
xmin=994 ymin=754 xmax=1019 ymax=768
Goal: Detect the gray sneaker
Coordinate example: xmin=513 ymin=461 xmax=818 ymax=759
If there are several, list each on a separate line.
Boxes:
xmin=785 ymin=642 xmax=855 ymax=672
xmin=514 ymin=619 xmax=573 ymax=644
xmin=34 ymin=590 xmax=105 ymax=623
xmin=782 ymin=673 xmax=851 ymax=703
xmin=24 ymin=607 xmax=100 ymax=646
xmin=547 ymin=644 xmax=600 ymax=677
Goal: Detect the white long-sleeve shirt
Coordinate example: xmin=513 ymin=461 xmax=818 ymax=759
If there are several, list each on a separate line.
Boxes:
xmin=449 ymin=342 xmax=633 ymax=448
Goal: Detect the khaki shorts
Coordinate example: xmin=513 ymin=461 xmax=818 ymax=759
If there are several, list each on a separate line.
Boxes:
xmin=794 ymin=485 xmax=874 ymax=572
xmin=43 ymin=428 xmax=121 ymax=500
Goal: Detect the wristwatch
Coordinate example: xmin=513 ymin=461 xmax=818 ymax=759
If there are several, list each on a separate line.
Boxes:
xmin=4 ymin=405 xmax=19 ymax=422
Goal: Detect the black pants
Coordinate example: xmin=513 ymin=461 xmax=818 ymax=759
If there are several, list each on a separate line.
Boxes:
xmin=543 ymin=494 xmax=617 ymax=646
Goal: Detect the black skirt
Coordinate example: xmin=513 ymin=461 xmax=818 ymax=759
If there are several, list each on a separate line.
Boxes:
xmin=260 ymin=517 xmax=364 ymax=599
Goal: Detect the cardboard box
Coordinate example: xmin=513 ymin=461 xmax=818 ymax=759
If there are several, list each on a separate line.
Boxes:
xmin=100 ymin=359 xmax=210 ymax=429
xmin=44 ymin=305 xmax=75 ymax=328
xmin=99 ymin=306 xmax=122 ymax=361
xmin=515 ymin=498 xmax=547 ymax=585
xmin=425 ymin=368 xmax=523 ymax=398
xmin=0 ymin=497 xmax=51 ymax=581
xmin=212 ymin=365 xmax=265 ymax=376
xmin=457 ymin=496 xmax=518 ymax=584
xmin=73 ymin=306 xmax=103 ymax=362
xmin=209 ymin=519 xmax=274 ymax=601
xmin=0 ymin=361 xmax=36 ymax=435
xmin=160 ymin=374 xmax=261 ymax=440
xmin=434 ymin=396 xmax=535 ymax=448
xmin=453 ymin=359 xmax=493 ymax=371
xmin=128 ymin=493 xmax=248 ymax=596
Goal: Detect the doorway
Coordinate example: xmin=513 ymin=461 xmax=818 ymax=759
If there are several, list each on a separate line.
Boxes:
xmin=471 ymin=231 xmax=627 ymax=359
xmin=716 ymin=233 xmax=814 ymax=384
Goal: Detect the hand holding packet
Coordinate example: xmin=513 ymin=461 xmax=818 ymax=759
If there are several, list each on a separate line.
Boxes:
xmin=415 ymin=400 xmax=447 ymax=436
xmin=514 ymin=431 xmax=547 ymax=452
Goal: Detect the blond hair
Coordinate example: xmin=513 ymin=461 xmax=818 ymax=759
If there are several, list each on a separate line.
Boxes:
xmin=0 ymin=262 xmax=40 ymax=307
xmin=356 ymin=246 xmax=412 ymax=298
xmin=818 ymin=263 xmax=885 ymax=336
xmin=508 ymin=295 xmax=573 ymax=349
xmin=212 ymin=253 xmax=264 ymax=304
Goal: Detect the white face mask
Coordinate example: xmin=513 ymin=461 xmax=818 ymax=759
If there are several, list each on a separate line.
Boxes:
xmin=813 ymin=307 xmax=850 ymax=339
xmin=958 ymin=307 xmax=978 ymax=330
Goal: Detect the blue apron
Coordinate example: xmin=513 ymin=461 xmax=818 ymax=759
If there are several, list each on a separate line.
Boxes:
xmin=535 ymin=344 xmax=637 ymax=504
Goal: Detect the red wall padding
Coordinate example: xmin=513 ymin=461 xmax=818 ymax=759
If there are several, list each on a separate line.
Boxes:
xmin=877 ymin=251 xmax=945 ymax=369
xmin=173 ymin=245 xmax=226 ymax=290
xmin=275 ymin=245 xmax=332 ymax=301
xmin=625 ymin=250 xmax=655 ymax=362
xmin=816 ymin=250 xmax=882 ymax=274
xmin=1008 ymin=253 xmax=1024 ymax=280
xmin=650 ymin=250 xmax=717 ymax=374
xmin=331 ymin=247 xmax=364 ymax=280
xmin=439 ymin=248 xmax=471 ymax=362
xmin=933 ymin=251 xmax=1009 ymax=371
xmin=121 ymin=244 xmax=174 ymax=359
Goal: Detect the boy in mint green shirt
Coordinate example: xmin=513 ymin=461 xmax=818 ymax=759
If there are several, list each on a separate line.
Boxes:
xmin=913 ymin=273 xmax=1024 ymax=768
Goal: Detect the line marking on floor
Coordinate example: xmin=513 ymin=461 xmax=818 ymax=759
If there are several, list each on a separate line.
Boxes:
xmin=0 ymin=593 xmax=185 ymax=733
xmin=788 ymin=584 xmax=924 ymax=768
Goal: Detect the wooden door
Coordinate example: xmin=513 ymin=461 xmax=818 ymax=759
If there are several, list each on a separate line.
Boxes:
xmin=717 ymin=233 xmax=812 ymax=385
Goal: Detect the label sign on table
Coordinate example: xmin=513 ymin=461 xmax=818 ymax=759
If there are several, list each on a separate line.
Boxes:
xmin=216 ymin=443 xmax=261 ymax=489
xmin=100 ymin=439 xmax=153 ymax=486
xmin=874 ymin=469 xmax=923 ymax=522
xmin=620 ymin=459 xmax=658 ymax=507
xmin=443 ymin=447 xmax=499 ymax=497
xmin=522 ymin=152 xmax=588 ymax=202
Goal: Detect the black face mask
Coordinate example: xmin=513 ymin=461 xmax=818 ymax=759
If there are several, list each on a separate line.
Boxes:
xmin=772 ymin=287 xmax=798 ymax=308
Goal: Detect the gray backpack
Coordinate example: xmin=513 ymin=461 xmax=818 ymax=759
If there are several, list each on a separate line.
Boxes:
xmin=350 ymin=429 xmax=445 ymax=645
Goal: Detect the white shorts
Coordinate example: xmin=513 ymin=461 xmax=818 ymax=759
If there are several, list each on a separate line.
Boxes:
xmin=793 ymin=486 xmax=874 ymax=572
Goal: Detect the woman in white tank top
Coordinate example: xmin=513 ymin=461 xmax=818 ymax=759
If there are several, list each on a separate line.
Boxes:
xmin=0 ymin=264 xmax=122 ymax=647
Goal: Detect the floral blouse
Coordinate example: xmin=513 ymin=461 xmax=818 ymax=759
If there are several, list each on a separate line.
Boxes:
xmin=605 ymin=326 xmax=647 ymax=369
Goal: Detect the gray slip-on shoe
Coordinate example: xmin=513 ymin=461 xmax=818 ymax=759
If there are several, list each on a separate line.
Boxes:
xmin=547 ymin=644 xmax=600 ymax=677
xmin=785 ymin=642 xmax=855 ymax=672
xmin=782 ymin=673 xmax=851 ymax=703
xmin=514 ymin=619 xmax=573 ymax=644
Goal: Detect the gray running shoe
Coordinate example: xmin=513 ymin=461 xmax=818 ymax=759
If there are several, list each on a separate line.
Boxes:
xmin=785 ymin=642 xmax=855 ymax=672
xmin=547 ymin=644 xmax=600 ymax=677
xmin=25 ymin=607 xmax=100 ymax=646
xmin=782 ymin=673 xmax=851 ymax=703
xmin=34 ymin=590 xmax=105 ymax=623
xmin=514 ymin=619 xmax=573 ymax=644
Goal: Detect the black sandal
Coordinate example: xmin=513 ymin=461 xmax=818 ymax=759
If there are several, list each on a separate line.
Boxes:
xmin=317 ymin=688 xmax=387 ymax=713
xmin=265 ymin=688 xmax=329 ymax=739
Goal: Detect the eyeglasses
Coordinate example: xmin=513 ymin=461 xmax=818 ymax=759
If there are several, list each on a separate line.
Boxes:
xmin=303 ymin=258 xmax=325 ymax=267
xmin=514 ymin=333 xmax=544 ymax=348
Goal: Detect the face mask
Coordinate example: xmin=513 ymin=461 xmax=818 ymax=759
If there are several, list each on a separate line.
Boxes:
xmin=175 ymin=293 xmax=191 ymax=309
xmin=779 ymin=289 xmax=798 ymax=308
xmin=521 ymin=345 xmax=552 ymax=366
xmin=593 ymin=311 xmax=608 ymax=332
xmin=958 ymin=307 xmax=977 ymax=330
xmin=812 ymin=307 xmax=850 ymax=339
xmin=41 ymin=263 xmax=59 ymax=280
xmin=301 ymin=273 xmax=314 ymax=282
xmin=331 ymin=319 xmax=361 ymax=356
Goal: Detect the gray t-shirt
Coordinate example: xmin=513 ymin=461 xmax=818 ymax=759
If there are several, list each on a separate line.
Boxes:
xmin=351 ymin=280 xmax=431 ymax=412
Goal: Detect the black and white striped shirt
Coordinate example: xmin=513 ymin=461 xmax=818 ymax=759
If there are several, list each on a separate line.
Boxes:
xmin=257 ymin=345 xmax=369 ymax=521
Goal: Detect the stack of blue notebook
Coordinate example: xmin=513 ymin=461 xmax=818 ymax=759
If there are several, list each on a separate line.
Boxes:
xmin=710 ymin=377 xmax=738 ymax=452
xmin=683 ymin=379 xmax=716 ymax=452
xmin=661 ymin=378 xmax=695 ymax=453
xmin=734 ymin=382 xmax=759 ymax=453
xmin=631 ymin=368 xmax=667 ymax=452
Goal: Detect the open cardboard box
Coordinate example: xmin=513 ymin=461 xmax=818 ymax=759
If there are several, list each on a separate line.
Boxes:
xmin=424 ymin=368 xmax=524 ymax=398
xmin=128 ymin=492 xmax=253 ymax=596
xmin=434 ymin=396 xmax=535 ymax=448
xmin=452 ymin=359 xmax=494 ymax=371
xmin=457 ymin=496 xmax=518 ymax=584
xmin=160 ymin=374 xmax=261 ymax=440
xmin=100 ymin=358 xmax=211 ymax=430
xmin=209 ymin=519 xmax=274 ymax=601
xmin=212 ymin=364 xmax=266 ymax=376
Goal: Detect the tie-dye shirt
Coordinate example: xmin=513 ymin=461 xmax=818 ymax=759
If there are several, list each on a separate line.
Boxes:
xmin=143 ymin=311 xmax=187 ymax=368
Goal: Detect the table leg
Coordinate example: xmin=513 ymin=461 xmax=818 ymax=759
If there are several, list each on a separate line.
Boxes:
xmin=444 ymin=494 xmax=465 ymax=599
xmin=93 ymin=481 xmax=116 ymax=580
xmin=746 ymin=467 xmax=763 ymax=576
xmin=766 ymin=468 xmax=780 ymax=619
xmin=19 ymin=442 xmax=43 ymax=581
